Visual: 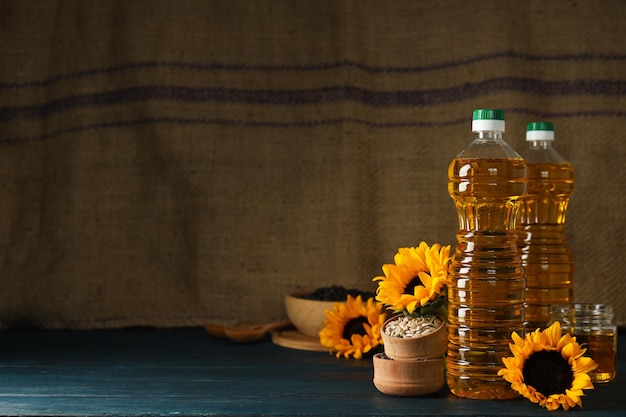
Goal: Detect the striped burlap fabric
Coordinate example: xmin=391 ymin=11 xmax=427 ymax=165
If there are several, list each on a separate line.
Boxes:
xmin=0 ymin=1 xmax=624 ymax=328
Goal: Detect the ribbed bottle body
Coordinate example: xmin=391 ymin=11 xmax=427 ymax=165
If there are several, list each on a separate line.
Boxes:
xmin=517 ymin=161 xmax=574 ymax=329
xmin=447 ymin=156 xmax=527 ymax=399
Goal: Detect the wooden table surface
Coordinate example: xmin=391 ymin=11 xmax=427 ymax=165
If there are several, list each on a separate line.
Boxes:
xmin=0 ymin=327 xmax=623 ymax=416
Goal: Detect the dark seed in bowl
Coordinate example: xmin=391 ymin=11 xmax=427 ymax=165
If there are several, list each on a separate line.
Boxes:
xmin=301 ymin=285 xmax=376 ymax=302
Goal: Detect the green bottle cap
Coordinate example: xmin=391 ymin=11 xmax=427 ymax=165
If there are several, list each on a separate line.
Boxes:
xmin=472 ymin=109 xmax=505 ymax=132
xmin=527 ymin=121 xmax=554 ymax=131
xmin=472 ymin=109 xmax=505 ymax=121
xmin=526 ymin=121 xmax=555 ymax=141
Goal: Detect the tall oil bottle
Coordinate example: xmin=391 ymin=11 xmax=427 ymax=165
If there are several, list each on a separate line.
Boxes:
xmin=517 ymin=122 xmax=574 ymax=330
xmin=447 ymin=109 xmax=527 ymax=399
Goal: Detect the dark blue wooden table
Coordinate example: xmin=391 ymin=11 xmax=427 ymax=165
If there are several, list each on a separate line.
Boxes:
xmin=0 ymin=327 xmax=623 ymax=416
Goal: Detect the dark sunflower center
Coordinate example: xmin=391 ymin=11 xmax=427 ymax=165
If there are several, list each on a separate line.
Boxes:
xmin=342 ymin=317 xmax=368 ymax=340
xmin=522 ymin=350 xmax=574 ymax=396
xmin=403 ymin=276 xmax=424 ymax=295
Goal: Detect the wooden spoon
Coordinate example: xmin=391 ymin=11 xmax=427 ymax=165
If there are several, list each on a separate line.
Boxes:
xmin=205 ymin=320 xmax=294 ymax=343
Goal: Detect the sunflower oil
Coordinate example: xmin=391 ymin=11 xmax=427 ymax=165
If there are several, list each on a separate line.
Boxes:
xmin=575 ymin=333 xmax=617 ymax=383
xmin=447 ymin=109 xmax=527 ymax=400
xmin=517 ymin=122 xmax=575 ymax=330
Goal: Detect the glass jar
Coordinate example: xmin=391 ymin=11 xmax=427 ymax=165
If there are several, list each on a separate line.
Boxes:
xmin=550 ymin=303 xmax=617 ymax=383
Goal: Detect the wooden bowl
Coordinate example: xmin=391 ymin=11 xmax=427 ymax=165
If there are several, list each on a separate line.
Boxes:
xmin=373 ymin=353 xmax=445 ymax=397
xmin=380 ymin=314 xmax=448 ymax=360
xmin=284 ymin=291 xmax=341 ymax=338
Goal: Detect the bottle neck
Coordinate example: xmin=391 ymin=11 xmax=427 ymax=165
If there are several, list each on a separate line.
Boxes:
xmin=527 ymin=140 xmax=553 ymax=149
xmin=475 ymin=130 xmax=503 ymax=140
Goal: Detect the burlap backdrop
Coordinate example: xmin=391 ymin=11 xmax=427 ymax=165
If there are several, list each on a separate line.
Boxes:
xmin=0 ymin=1 xmax=624 ymax=328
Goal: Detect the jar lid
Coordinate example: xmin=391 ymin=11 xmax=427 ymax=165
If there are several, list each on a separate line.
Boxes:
xmin=551 ymin=303 xmax=615 ymax=319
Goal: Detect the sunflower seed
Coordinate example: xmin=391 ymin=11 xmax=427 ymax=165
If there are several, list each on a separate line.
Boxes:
xmin=383 ymin=315 xmax=443 ymax=338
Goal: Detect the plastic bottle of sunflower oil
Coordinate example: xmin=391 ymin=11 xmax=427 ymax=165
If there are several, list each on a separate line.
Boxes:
xmin=447 ymin=109 xmax=527 ymax=400
xmin=517 ymin=122 xmax=575 ymax=331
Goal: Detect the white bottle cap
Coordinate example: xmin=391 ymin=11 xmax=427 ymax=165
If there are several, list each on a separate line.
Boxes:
xmin=471 ymin=109 xmax=505 ymax=132
xmin=526 ymin=122 xmax=555 ymax=141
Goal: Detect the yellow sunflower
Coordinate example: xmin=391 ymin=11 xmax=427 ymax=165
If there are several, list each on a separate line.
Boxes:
xmin=372 ymin=242 xmax=451 ymax=316
xmin=319 ymin=295 xmax=386 ymax=359
xmin=498 ymin=321 xmax=598 ymax=411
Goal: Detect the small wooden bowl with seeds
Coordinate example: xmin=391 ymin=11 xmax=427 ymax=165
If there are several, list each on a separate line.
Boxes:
xmin=380 ymin=314 xmax=447 ymax=360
